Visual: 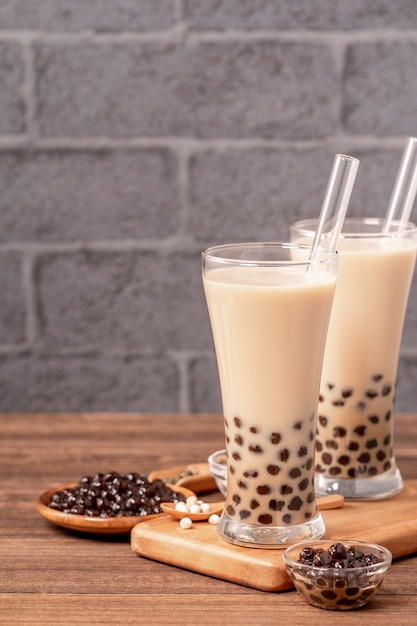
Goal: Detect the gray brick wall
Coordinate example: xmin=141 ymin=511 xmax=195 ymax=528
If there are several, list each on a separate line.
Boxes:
xmin=1 ymin=1 xmax=417 ymax=413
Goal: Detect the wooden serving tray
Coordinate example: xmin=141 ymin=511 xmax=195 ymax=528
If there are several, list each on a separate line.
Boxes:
xmin=131 ymin=479 xmax=417 ymax=592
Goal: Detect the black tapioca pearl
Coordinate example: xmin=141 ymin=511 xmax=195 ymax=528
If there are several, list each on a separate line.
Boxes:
xmin=321 ymin=452 xmax=332 ymax=465
xmin=257 ymin=485 xmax=271 ymax=495
xmin=329 ymin=466 xmax=342 ymax=475
xmin=315 ymin=463 xmax=323 ymax=472
xmin=383 ymin=460 xmax=392 ymax=471
xmin=316 ymin=440 xmax=323 ymax=451
xmin=321 ymin=589 xmax=338 ymax=601
xmin=337 ymin=455 xmax=350 ymax=466
xmin=289 ymin=467 xmax=302 ymax=478
xmin=357 ymin=452 xmax=370 ymax=463
xmin=333 ymin=426 xmax=347 ymax=437
xmin=232 ymin=451 xmax=241 ymax=461
xmin=294 ymin=421 xmax=302 ymax=430
xmin=382 ymin=385 xmax=392 ymax=396
xmin=368 ymin=467 xmax=378 ymax=476
xmin=332 ymin=399 xmax=345 ymax=407
xmin=319 ymin=415 xmax=328 ymax=427
xmin=325 ymin=439 xmax=338 ymax=449
xmin=366 ymin=438 xmax=378 ymax=449
xmin=298 ymin=446 xmax=308 ymax=457
xmin=354 ymin=425 xmax=366 ymax=436
xmin=258 ymin=513 xmax=273 ymax=525
xmin=234 ymin=434 xmax=244 ymax=446
xmin=229 ymin=465 xmax=235 ymax=474
xmin=342 ymin=388 xmax=353 ymax=398
xmin=271 ymin=432 xmax=281 ymax=444
xmin=250 ymin=499 xmax=260 ymax=510
xmin=355 ymin=401 xmax=366 ymax=411
xmin=280 ymin=484 xmax=293 ymax=495
xmin=248 ymin=444 xmax=263 ymax=454
xmin=279 ymin=448 xmax=290 ymax=462
xmin=348 ymin=468 xmax=357 ymax=478
xmin=225 ymin=435 xmax=230 ymax=443
xmin=233 ymin=416 xmax=242 ymax=427
xmin=368 ymin=414 xmax=379 ymax=424
xmin=384 ymin=434 xmax=391 ymax=445
xmin=347 ymin=441 xmax=359 ymax=451
xmin=298 ymin=478 xmax=309 ymax=491
xmin=376 ymin=450 xmax=386 ymax=461
xmin=269 ymin=499 xmax=285 ymax=511
xmin=372 ymin=374 xmax=383 ymax=382
xmin=327 ymin=383 xmax=335 ymax=390
xmin=237 ymin=479 xmax=247 ymax=489
xmin=365 ymin=389 xmax=378 ymax=399
xmin=249 ymin=426 xmax=258 ymax=433
xmin=239 ymin=509 xmax=251 ymax=520
xmin=243 ymin=470 xmax=258 ymax=478
xmin=226 ymin=504 xmax=235 ymax=515
xmin=233 ymin=494 xmax=241 ymax=505
xmin=267 ymin=464 xmax=280 ymax=475
xmin=288 ymin=496 xmax=303 ymax=511
xmin=305 ymin=457 xmax=313 ymax=470
xmin=307 ymin=491 xmax=314 ymax=504
xmin=385 ymin=411 xmax=392 ymax=421
xmin=283 ymin=514 xmax=292 ymax=524
xmin=308 ymin=430 xmax=314 ymax=441
xmin=319 ymin=394 xmax=324 ymax=402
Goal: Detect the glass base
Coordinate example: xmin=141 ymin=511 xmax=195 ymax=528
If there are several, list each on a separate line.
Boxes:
xmin=217 ymin=511 xmax=325 ymax=549
xmin=314 ymin=466 xmax=403 ymax=501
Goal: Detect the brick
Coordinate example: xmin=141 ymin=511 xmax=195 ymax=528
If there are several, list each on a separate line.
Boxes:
xmin=0 ymin=41 xmax=25 ymax=134
xmin=0 ymin=149 xmax=179 ymax=241
xmin=34 ymin=40 xmax=336 ymax=139
xmin=189 ymin=356 xmax=222 ymax=413
xmin=0 ymin=354 xmax=179 ymax=411
xmin=184 ymin=0 xmax=417 ymax=30
xmin=343 ymin=41 xmax=417 ymax=135
xmin=35 ymin=250 xmax=213 ymax=351
xmin=0 ymin=252 xmax=26 ymax=344
xmin=0 ymin=0 xmax=176 ymax=31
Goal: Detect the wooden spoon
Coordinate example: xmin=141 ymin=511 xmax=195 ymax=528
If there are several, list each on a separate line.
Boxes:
xmin=160 ymin=500 xmax=225 ymax=521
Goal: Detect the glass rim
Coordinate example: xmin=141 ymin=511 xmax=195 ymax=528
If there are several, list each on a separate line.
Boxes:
xmin=291 ymin=217 xmax=417 ymax=239
xmin=202 ymin=241 xmax=338 ymax=267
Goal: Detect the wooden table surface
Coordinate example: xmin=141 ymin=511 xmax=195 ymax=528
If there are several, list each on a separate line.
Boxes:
xmin=1 ymin=412 xmax=417 ymax=626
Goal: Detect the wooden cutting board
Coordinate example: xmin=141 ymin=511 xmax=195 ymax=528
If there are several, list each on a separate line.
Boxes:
xmin=131 ymin=479 xmax=417 ymax=592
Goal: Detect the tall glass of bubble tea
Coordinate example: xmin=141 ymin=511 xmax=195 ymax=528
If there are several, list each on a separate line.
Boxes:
xmin=202 ymin=242 xmax=337 ymax=547
xmin=291 ymin=218 xmax=417 ymax=500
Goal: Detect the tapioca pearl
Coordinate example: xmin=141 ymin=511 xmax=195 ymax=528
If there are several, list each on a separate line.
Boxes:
xmin=382 ymin=385 xmax=392 ymax=396
xmin=250 ymin=499 xmax=260 ymax=510
xmin=225 ymin=435 xmax=230 ymax=443
xmin=233 ymin=416 xmax=242 ymax=428
xmin=332 ymin=399 xmax=345 ymax=407
xmin=288 ymin=496 xmax=303 ymax=511
xmin=243 ymin=470 xmax=259 ymax=478
xmin=226 ymin=504 xmax=235 ymax=515
xmin=333 ymin=426 xmax=347 ymax=437
xmin=348 ymin=468 xmax=357 ymax=478
xmin=325 ymin=439 xmax=338 ymax=449
xmin=289 ymin=467 xmax=302 ymax=478
xmin=321 ymin=452 xmax=332 ymax=465
xmin=329 ymin=466 xmax=342 ymax=475
xmin=239 ymin=510 xmax=251 ymax=520
xmin=306 ymin=492 xmax=314 ymax=504
xmin=305 ymin=457 xmax=313 ymax=470
xmin=294 ymin=421 xmax=303 ymax=430
xmin=233 ymin=494 xmax=241 ymax=505
xmin=283 ymin=514 xmax=292 ymax=524
xmin=237 ymin=479 xmax=248 ymax=489
xmin=298 ymin=446 xmax=308 ymax=457
xmin=321 ymin=589 xmax=338 ymax=601
xmin=337 ymin=454 xmax=350 ymax=466
xmin=279 ymin=448 xmax=290 ymax=462
xmin=372 ymin=373 xmax=383 ymax=382
xmin=385 ymin=411 xmax=392 ymax=421
xmin=271 ymin=432 xmax=282 ymax=445
xmin=229 ymin=465 xmax=235 ymax=474
xmin=383 ymin=460 xmax=392 ymax=471
xmin=308 ymin=430 xmax=314 ymax=441
xmin=232 ymin=451 xmax=241 ymax=461
xmin=234 ymin=434 xmax=244 ymax=446
xmin=366 ymin=438 xmax=378 ymax=449
xmin=249 ymin=444 xmax=263 ymax=454
xmin=347 ymin=441 xmax=359 ymax=451
xmin=267 ymin=464 xmax=280 ymax=475
xmin=298 ymin=478 xmax=309 ymax=491
xmin=319 ymin=394 xmax=324 ymax=402
xmin=258 ymin=513 xmax=273 ymax=525
xmin=357 ymin=452 xmax=370 ymax=463
xmin=342 ymin=388 xmax=353 ymax=399
xmin=365 ymin=389 xmax=378 ymax=399
xmin=384 ymin=433 xmax=391 ymax=445
xmin=250 ymin=426 xmax=258 ymax=433
xmin=354 ymin=425 xmax=366 ymax=436
xmin=269 ymin=499 xmax=285 ymax=511
xmin=316 ymin=440 xmax=323 ymax=452
xmin=368 ymin=467 xmax=379 ymax=476
xmin=356 ymin=401 xmax=366 ymax=411
xmin=376 ymin=450 xmax=386 ymax=461
xmin=319 ymin=415 xmax=328 ymax=427
xmin=368 ymin=414 xmax=379 ymax=424
xmin=280 ymin=484 xmax=293 ymax=495
xmin=327 ymin=383 xmax=335 ymax=390
xmin=257 ymin=485 xmax=271 ymax=495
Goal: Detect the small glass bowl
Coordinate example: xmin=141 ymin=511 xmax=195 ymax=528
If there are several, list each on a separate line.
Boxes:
xmin=283 ymin=539 xmax=392 ymax=610
xmin=207 ymin=449 xmax=227 ymax=496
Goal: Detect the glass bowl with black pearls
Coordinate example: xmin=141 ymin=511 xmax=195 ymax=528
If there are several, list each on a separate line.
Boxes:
xmin=207 ymin=449 xmax=227 ymax=497
xmin=283 ymin=539 xmax=392 ymax=610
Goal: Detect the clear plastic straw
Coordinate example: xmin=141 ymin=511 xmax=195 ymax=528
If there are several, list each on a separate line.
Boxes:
xmin=309 ymin=154 xmax=360 ymax=260
xmin=383 ymin=136 xmax=417 ymax=232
